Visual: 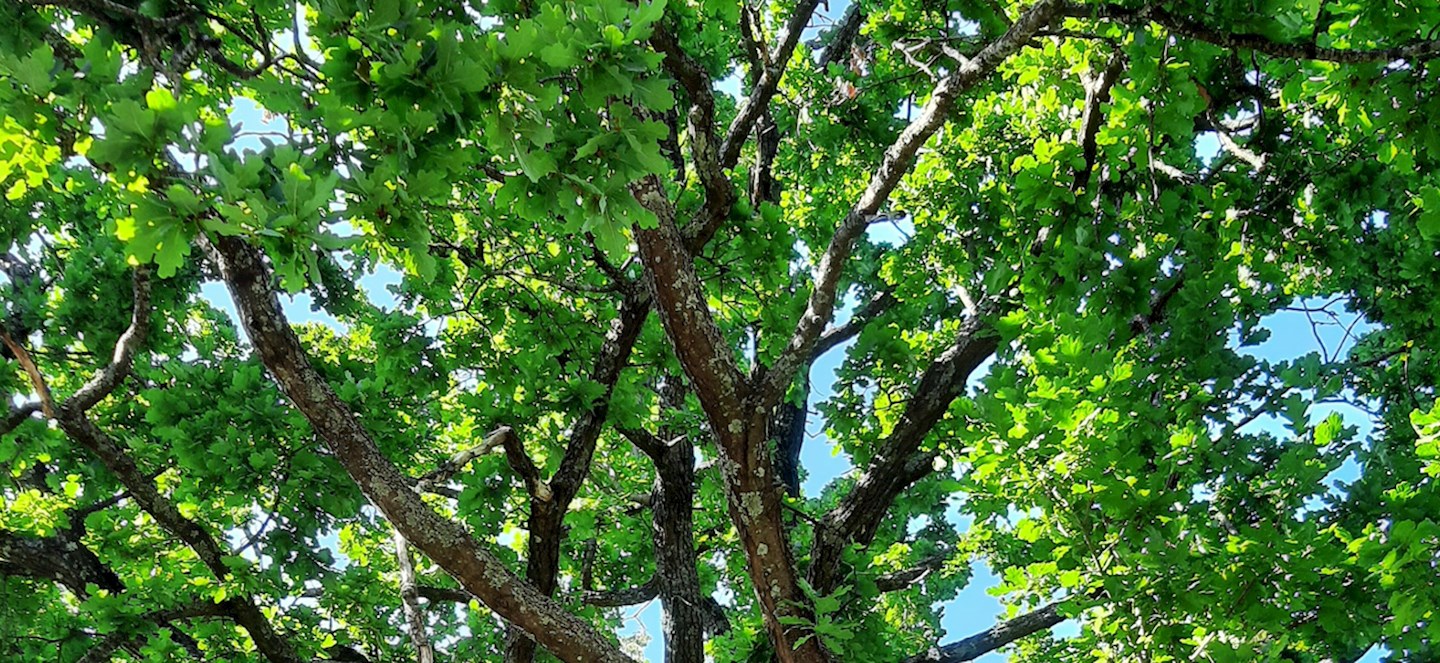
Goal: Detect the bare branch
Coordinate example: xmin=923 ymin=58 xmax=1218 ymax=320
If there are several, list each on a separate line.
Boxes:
xmin=1207 ymin=108 xmax=1268 ymax=171
xmin=412 ymin=585 xmax=469 ymax=605
xmin=496 ymin=427 xmax=553 ymax=503
xmin=874 ymin=551 xmax=950 ymax=592
xmin=618 ymin=426 xmax=669 ymax=460
xmin=0 ymin=330 xmax=56 ymax=418
xmin=812 ymin=290 xmax=898 ymax=360
xmin=415 ymin=427 xmax=511 ymax=490
xmin=581 ymin=579 xmax=658 ymax=607
xmin=0 ymin=526 xmax=125 ymax=597
xmin=1 ymin=401 xmax=41 ymax=436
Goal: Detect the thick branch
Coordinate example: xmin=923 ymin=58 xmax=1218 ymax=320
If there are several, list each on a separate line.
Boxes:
xmin=632 ymin=178 xmax=746 ymax=426
xmin=811 ymin=313 xmax=999 ymax=594
xmin=758 ymin=0 xmax=1061 ymax=408
xmin=632 ymin=179 xmax=823 ymax=662
xmin=1066 ymin=3 xmax=1440 ymax=63
xmin=0 ymin=526 xmax=125 ymax=597
xmin=904 ymin=600 xmax=1067 ymax=662
xmin=648 ymin=430 xmax=707 ymax=663
xmin=206 ymin=234 xmax=635 ymax=663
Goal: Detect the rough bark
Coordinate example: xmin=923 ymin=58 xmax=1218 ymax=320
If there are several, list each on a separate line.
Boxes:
xmin=649 ymin=435 xmax=707 ymax=663
xmin=631 ymin=177 xmax=826 ymax=663
xmin=207 ymin=234 xmax=635 ymax=663
xmin=0 ymin=526 xmax=125 ymax=596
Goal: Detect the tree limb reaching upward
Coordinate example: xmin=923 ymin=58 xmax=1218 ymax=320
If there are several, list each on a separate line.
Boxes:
xmin=2 ymin=268 xmax=302 ymax=663
xmin=7 ymin=0 xmax=1436 ymax=660
xmin=719 ymin=0 xmax=824 ymax=169
xmin=631 ymin=176 xmax=824 ymax=662
xmin=757 ymin=0 xmax=1062 ymax=410
xmin=206 ymin=234 xmax=636 ymax=663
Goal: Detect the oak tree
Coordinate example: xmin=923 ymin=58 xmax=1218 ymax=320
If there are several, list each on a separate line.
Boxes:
xmin=2 ymin=0 xmax=1439 ymax=662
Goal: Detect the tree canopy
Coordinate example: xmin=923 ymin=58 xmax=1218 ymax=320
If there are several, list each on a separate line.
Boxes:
xmin=2 ymin=0 xmax=1440 ymax=661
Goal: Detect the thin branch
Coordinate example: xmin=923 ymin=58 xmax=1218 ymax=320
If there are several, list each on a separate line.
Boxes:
xmin=719 ymin=0 xmax=824 ymax=169
xmin=812 ymin=290 xmax=898 ymax=360
xmin=414 ymin=427 xmax=511 ymax=490
xmin=758 ymin=0 xmax=1062 ymax=409
xmin=1207 ymin=107 xmax=1268 ymax=171
xmin=581 ymin=579 xmax=659 ymax=607
xmin=1 ymin=401 xmax=41 ymax=436
xmin=75 ymin=601 xmax=233 ymax=663
xmin=66 ymin=267 xmax=152 ymax=414
xmin=618 ymin=426 xmax=669 ymax=461
xmin=1072 ymin=53 xmax=1126 ymax=192
xmin=393 ymin=530 xmax=435 ymax=663
xmin=874 ymin=552 xmax=950 ymax=592
xmin=0 ymin=331 xmax=56 ymax=418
